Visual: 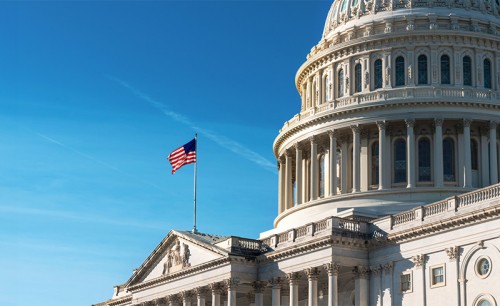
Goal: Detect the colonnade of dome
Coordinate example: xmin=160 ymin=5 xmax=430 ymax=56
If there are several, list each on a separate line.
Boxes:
xmin=273 ymin=0 xmax=500 ymax=229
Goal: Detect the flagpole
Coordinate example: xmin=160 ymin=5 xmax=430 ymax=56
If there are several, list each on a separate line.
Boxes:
xmin=192 ymin=133 xmax=198 ymax=234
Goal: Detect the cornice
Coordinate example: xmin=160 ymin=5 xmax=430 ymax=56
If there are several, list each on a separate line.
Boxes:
xmin=259 ymin=231 xmax=368 ymax=262
xmin=273 ymin=99 xmax=500 ymax=156
xmin=128 ymin=257 xmax=231 ymax=292
xmin=92 ymin=295 xmax=132 ymax=306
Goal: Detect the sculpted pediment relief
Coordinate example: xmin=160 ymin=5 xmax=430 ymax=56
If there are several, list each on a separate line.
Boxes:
xmin=162 ymin=239 xmax=191 ymax=275
xmin=132 ymin=231 xmax=227 ymax=284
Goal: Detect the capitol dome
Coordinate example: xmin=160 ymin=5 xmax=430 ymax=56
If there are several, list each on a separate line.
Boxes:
xmin=273 ymin=0 xmax=500 ymax=230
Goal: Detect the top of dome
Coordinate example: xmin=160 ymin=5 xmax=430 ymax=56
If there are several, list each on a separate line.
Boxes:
xmin=322 ymin=0 xmax=500 ymax=38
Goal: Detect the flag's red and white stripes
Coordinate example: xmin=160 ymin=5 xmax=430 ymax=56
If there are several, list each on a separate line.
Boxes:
xmin=167 ymin=138 xmax=196 ymax=174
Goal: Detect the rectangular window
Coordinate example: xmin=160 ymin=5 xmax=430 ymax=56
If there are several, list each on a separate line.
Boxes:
xmin=430 ymin=264 xmax=446 ymax=288
xmin=401 ymin=272 xmax=412 ymax=292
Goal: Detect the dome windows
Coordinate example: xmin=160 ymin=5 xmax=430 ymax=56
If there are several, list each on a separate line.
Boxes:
xmin=463 ymin=56 xmax=472 ymax=86
xmin=354 ymin=63 xmax=362 ymax=93
xmin=440 ymin=55 xmax=451 ymax=85
xmin=484 ymin=59 xmax=492 ymax=89
xmin=418 ymin=55 xmax=428 ymax=85
xmin=395 ymin=57 xmax=405 ymax=87
xmin=374 ymin=59 xmax=383 ymax=89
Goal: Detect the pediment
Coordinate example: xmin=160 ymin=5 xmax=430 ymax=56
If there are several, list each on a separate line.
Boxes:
xmin=126 ymin=230 xmax=228 ymax=286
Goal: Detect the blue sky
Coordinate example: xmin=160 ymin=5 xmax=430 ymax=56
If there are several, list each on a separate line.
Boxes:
xmin=0 ymin=1 xmax=331 ymax=305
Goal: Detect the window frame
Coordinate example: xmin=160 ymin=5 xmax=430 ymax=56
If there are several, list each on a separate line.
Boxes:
xmin=440 ymin=54 xmax=451 ymax=85
xmin=417 ymin=54 xmax=429 ymax=85
xmin=430 ymin=264 xmax=446 ymax=288
xmin=400 ymin=271 xmax=413 ymax=293
xmin=374 ymin=58 xmax=383 ymax=90
xmin=463 ymin=55 xmax=472 ymax=86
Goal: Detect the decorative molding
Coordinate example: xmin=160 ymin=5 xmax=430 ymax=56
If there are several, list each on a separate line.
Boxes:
xmin=304 ymin=267 xmax=321 ymax=280
xmin=252 ymin=281 xmax=267 ymax=293
xmin=324 ymin=262 xmax=341 ymax=276
xmin=353 ymin=265 xmax=370 ymax=279
xmin=412 ymin=254 xmax=426 ymax=268
xmin=446 ymin=246 xmax=459 ymax=261
xmin=209 ymin=282 xmax=223 ymax=294
xmin=383 ymin=261 xmax=393 ymax=274
xmin=224 ymin=277 xmax=240 ymax=290
xmin=286 ymin=272 xmax=302 ymax=284
xmin=269 ymin=277 xmax=283 ymax=289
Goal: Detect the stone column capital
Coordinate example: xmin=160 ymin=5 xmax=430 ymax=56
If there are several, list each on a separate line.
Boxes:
xmin=304 ymin=267 xmax=321 ymax=280
xmin=269 ymin=277 xmax=283 ymax=289
xmin=383 ymin=261 xmax=393 ymax=274
xmin=446 ymin=246 xmax=460 ymax=261
xmin=412 ymin=254 xmax=426 ymax=268
xmin=324 ymin=262 xmax=340 ymax=276
xmin=308 ymin=135 xmax=316 ymax=144
xmin=376 ymin=120 xmax=386 ymax=130
xmin=167 ymin=294 xmax=180 ymax=304
xmin=353 ymin=265 xmax=370 ymax=279
xmin=252 ymin=281 xmax=267 ymax=293
xmin=293 ymin=142 xmax=302 ymax=151
xmin=285 ymin=149 xmax=293 ymax=158
xmin=370 ymin=265 xmax=383 ymax=276
xmin=180 ymin=290 xmax=193 ymax=301
xmin=350 ymin=124 xmax=360 ymax=133
xmin=224 ymin=278 xmax=240 ymax=290
xmin=328 ymin=129 xmax=338 ymax=139
xmin=154 ymin=297 xmax=167 ymax=306
xmin=463 ymin=119 xmax=472 ymax=128
xmin=209 ymin=282 xmax=223 ymax=294
xmin=434 ymin=118 xmax=444 ymax=127
xmin=490 ymin=120 xmax=497 ymax=129
xmin=405 ymin=118 xmax=415 ymax=128
xmin=286 ymin=272 xmax=302 ymax=284
xmin=194 ymin=287 xmax=207 ymax=298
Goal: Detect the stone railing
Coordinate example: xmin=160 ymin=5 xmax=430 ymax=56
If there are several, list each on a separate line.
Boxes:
xmin=391 ymin=183 xmax=500 ymax=229
xmin=261 ymin=216 xmax=369 ymax=249
xmin=281 ymin=86 xmax=498 ymax=132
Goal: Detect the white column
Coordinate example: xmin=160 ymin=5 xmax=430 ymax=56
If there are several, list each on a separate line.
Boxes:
xmin=341 ymin=138 xmax=348 ymax=194
xmin=329 ymin=131 xmax=338 ymax=196
xmin=463 ymin=119 xmax=472 ymax=188
xmin=295 ymin=144 xmax=303 ymax=205
xmin=481 ymin=127 xmax=490 ymax=187
xmin=270 ymin=278 xmax=282 ymax=306
xmin=406 ymin=119 xmax=416 ymax=188
xmin=210 ymin=283 xmax=222 ymax=306
xmin=195 ymin=288 xmax=206 ymax=306
xmin=287 ymin=272 xmax=300 ymax=306
xmin=377 ymin=121 xmax=387 ymax=190
xmin=382 ymin=262 xmax=393 ymax=306
xmin=310 ymin=137 xmax=318 ymax=200
xmin=168 ymin=295 xmax=180 ymax=306
xmin=182 ymin=291 xmax=192 ymax=306
xmin=225 ymin=278 xmax=239 ymax=306
xmin=252 ymin=281 xmax=266 ymax=306
xmin=318 ymin=71 xmax=324 ymax=106
xmin=351 ymin=125 xmax=361 ymax=193
xmin=324 ymin=263 xmax=340 ymax=306
xmin=278 ymin=158 xmax=285 ymax=213
xmin=354 ymin=266 xmax=369 ymax=306
xmin=434 ymin=119 xmax=444 ymax=187
xmin=285 ymin=151 xmax=293 ymax=209
xmin=305 ymin=268 xmax=320 ymax=306
xmin=489 ymin=121 xmax=498 ymax=184
xmin=411 ymin=255 xmax=426 ymax=306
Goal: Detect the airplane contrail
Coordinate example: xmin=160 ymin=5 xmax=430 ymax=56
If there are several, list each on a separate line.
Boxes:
xmin=108 ymin=76 xmax=277 ymax=174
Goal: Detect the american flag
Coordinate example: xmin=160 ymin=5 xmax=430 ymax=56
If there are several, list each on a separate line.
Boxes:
xmin=167 ymin=138 xmax=197 ymax=174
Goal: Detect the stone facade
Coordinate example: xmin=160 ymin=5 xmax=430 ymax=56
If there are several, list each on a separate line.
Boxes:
xmin=93 ymin=1 xmax=500 ymax=306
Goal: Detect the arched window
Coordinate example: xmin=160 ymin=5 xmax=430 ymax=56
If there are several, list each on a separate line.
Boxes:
xmin=394 ymin=139 xmax=407 ymax=184
xmin=463 ymin=56 xmax=472 ymax=86
xmin=484 ymin=59 xmax=492 ymax=89
xmin=374 ymin=59 xmax=383 ymax=89
xmin=443 ymin=138 xmax=456 ymax=182
xmin=418 ymin=138 xmax=431 ymax=182
xmin=395 ymin=56 xmax=405 ymax=87
xmin=325 ymin=74 xmax=331 ymax=101
xmin=371 ymin=142 xmax=379 ymax=185
xmin=319 ymin=154 xmax=326 ymax=197
xmin=471 ymin=139 xmax=479 ymax=171
xmin=355 ymin=63 xmax=362 ymax=93
xmin=338 ymin=69 xmax=344 ymax=97
xmin=418 ymin=54 xmax=428 ymax=85
xmin=441 ymin=55 xmax=451 ymax=85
